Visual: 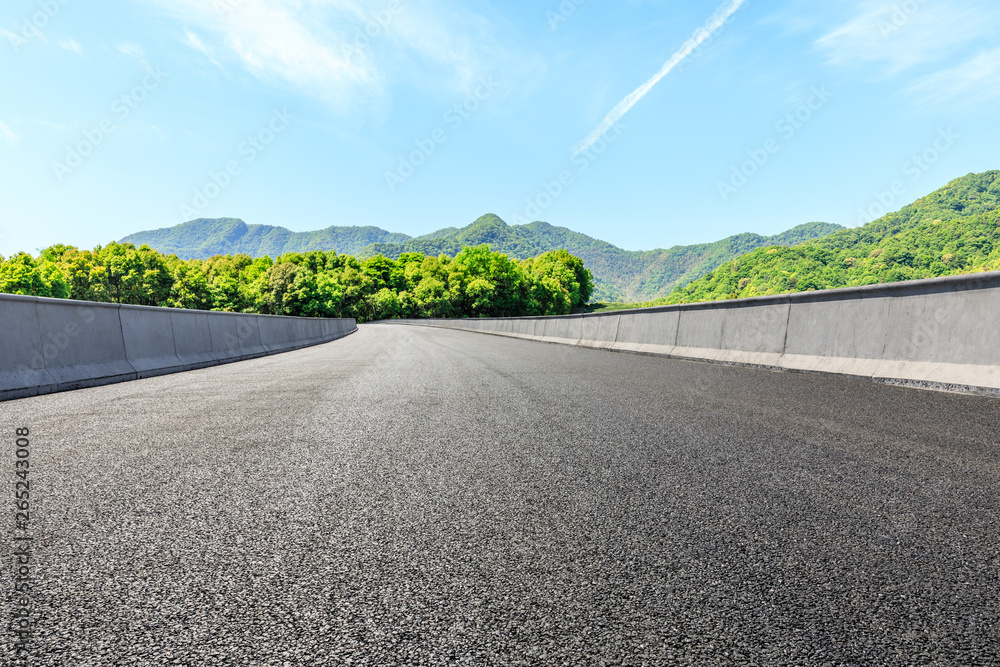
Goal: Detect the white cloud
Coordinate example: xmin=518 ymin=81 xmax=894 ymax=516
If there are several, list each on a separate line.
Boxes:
xmin=138 ymin=0 xmax=516 ymax=107
xmin=816 ymin=1 xmax=999 ymax=76
xmin=183 ymin=29 xmax=210 ymax=55
xmin=908 ymin=46 xmax=1000 ymax=107
xmin=59 ymin=38 xmax=83 ymax=54
xmin=816 ymin=1 xmax=1000 ymax=106
xmin=0 ymin=121 xmax=20 ymax=145
xmin=118 ymin=42 xmax=146 ymax=58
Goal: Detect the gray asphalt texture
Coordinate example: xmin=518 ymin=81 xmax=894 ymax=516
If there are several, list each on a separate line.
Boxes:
xmin=2 ymin=323 xmax=999 ymax=666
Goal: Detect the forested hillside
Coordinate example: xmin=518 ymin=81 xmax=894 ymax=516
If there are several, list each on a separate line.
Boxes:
xmin=662 ymin=171 xmax=1000 ymax=304
xmin=0 ymin=243 xmax=592 ymax=323
xmin=122 ymin=215 xmax=843 ymax=302
xmin=358 ymin=215 xmax=842 ymax=302
xmin=120 ymin=218 xmax=410 ymax=259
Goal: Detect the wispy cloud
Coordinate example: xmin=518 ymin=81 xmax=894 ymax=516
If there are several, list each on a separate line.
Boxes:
xmin=816 ymin=1 xmax=999 ymax=76
xmin=816 ymin=1 xmax=1000 ymax=106
xmin=757 ymin=0 xmax=844 ymax=36
xmin=0 ymin=121 xmax=20 ymax=146
xmin=59 ymin=38 xmax=83 ymax=54
xmin=908 ymin=46 xmax=1000 ymax=107
xmin=183 ymin=29 xmax=210 ymax=55
xmin=138 ymin=0 xmax=513 ymax=107
xmin=572 ymin=0 xmax=747 ymax=156
xmin=118 ymin=42 xmax=147 ymax=58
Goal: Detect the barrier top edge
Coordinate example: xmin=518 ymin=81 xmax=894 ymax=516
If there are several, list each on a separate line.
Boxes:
xmin=0 ymin=292 xmax=353 ymax=321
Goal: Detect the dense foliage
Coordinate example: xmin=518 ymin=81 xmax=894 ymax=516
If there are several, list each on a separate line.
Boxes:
xmin=122 ymin=214 xmax=843 ymax=303
xmin=358 ymin=217 xmax=844 ymax=303
xmin=0 ymin=243 xmax=593 ymax=323
xmin=659 ymin=171 xmax=1000 ymax=304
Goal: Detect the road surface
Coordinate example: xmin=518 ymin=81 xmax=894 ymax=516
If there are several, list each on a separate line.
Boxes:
xmin=2 ymin=323 xmax=999 ymax=665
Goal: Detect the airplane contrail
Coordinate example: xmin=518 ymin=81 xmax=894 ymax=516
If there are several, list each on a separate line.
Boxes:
xmin=572 ymin=0 xmax=748 ymax=156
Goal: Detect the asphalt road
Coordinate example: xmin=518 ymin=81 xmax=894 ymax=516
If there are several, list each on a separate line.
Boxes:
xmin=2 ymin=323 xmax=999 ymax=666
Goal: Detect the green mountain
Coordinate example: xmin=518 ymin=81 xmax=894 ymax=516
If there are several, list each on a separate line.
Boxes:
xmin=356 ymin=215 xmax=843 ymax=301
xmin=122 ymin=215 xmax=843 ymax=302
xmin=120 ymin=218 xmax=410 ymax=259
xmin=664 ymin=171 xmax=1000 ymax=304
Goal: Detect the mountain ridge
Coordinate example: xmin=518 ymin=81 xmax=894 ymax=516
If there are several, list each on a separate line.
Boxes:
xmin=122 ymin=216 xmax=844 ymax=302
xmin=121 ymin=218 xmax=411 ymax=259
xmin=663 ymin=171 xmax=1000 ymax=304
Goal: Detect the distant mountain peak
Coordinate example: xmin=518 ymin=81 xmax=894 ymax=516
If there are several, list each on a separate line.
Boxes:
xmin=470 ymin=213 xmax=509 ymax=227
xmin=122 ymin=215 xmax=843 ymax=302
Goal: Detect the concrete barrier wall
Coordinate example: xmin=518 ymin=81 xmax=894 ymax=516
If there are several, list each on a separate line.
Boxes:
xmin=1 ymin=296 xmax=56 ymax=394
xmin=35 ymin=300 xmax=136 ymax=389
xmin=578 ymin=314 xmax=619 ymax=350
xmin=171 ymin=310 xmax=218 ymax=368
xmin=1 ymin=293 xmax=356 ymax=401
xmin=384 ymin=271 xmax=1000 ymax=395
xmin=613 ymin=309 xmax=679 ymax=355
xmin=673 ymin=297 xmax=791 ymax=368
xmin=121 ymin=306 xmax=185 ymax=377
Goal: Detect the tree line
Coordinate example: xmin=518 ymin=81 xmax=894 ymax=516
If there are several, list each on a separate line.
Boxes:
xmin=660 ymin=210 xmax=1000 ymax=304
xmin=0 ymin=242 xmax=593 ymax=322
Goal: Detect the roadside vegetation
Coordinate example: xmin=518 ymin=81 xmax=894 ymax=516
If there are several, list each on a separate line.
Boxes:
xmin=0 ymin=243 xmax=592 ymax=323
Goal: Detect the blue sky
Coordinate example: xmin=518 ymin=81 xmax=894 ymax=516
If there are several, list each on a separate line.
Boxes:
xmin=1 ymin=0 xmax=998 ymax=256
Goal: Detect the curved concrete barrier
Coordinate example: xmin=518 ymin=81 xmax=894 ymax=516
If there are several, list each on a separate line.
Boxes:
xmin=383 ymin=271 xmax=1000 ymax=396
xmin=1 ymin=293 xmax=357 ymax=401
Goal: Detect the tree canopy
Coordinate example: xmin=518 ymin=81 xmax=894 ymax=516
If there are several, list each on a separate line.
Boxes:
xmin=0 ymin=242 xmax=594 ymax=323
xmin=651 ymin=171 xmax=1000 ymax=305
